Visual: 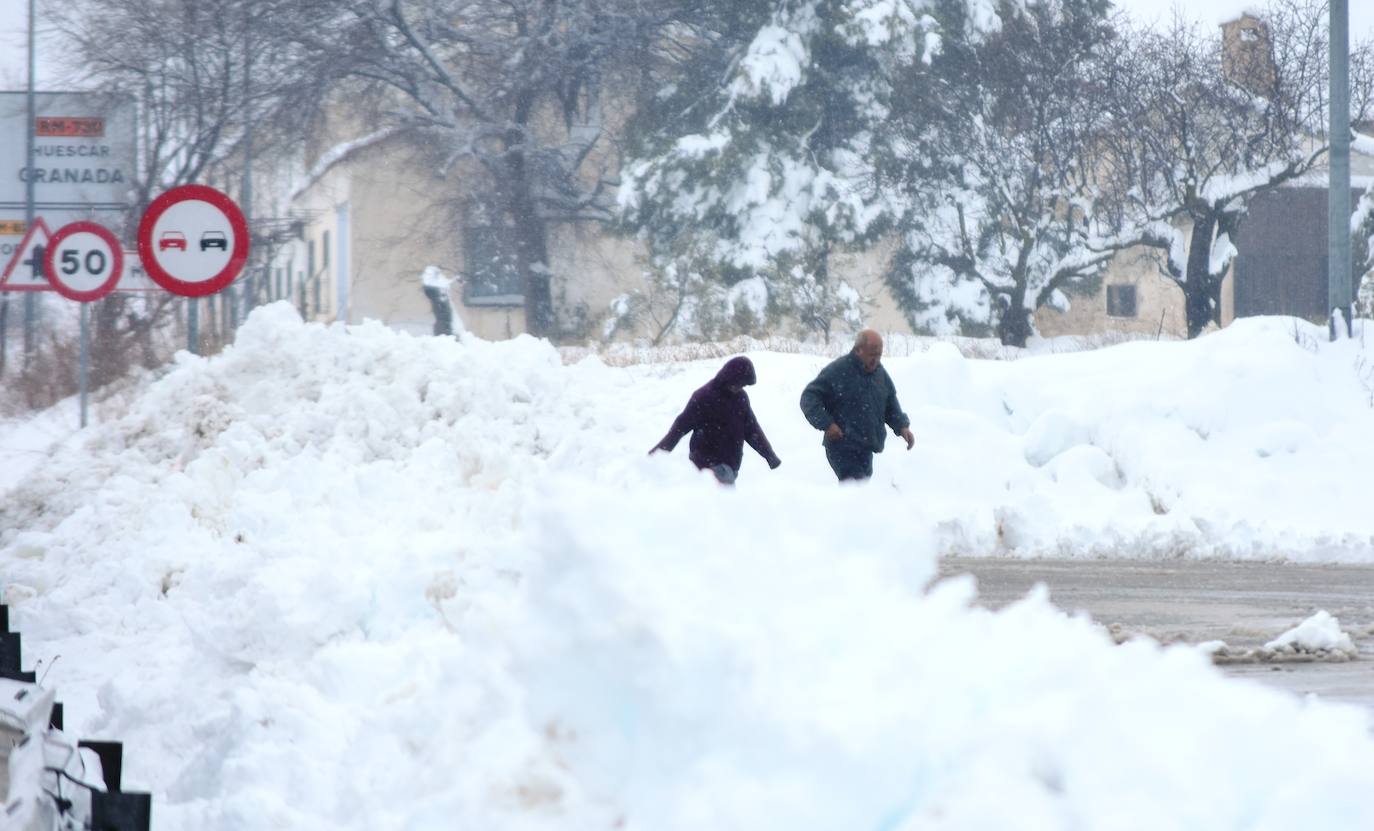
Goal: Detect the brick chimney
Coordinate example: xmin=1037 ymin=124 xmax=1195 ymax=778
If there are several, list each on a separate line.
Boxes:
xmin=1220 ymin=13 xmax=1276 ymax=97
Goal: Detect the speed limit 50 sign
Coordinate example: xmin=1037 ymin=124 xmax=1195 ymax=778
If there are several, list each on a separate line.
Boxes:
xmin=44 ymin=221 xmax=123 ymax=302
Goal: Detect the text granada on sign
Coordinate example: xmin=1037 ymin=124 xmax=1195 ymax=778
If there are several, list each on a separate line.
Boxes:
xmin=19 ymin=167 xmax=127 ymax=185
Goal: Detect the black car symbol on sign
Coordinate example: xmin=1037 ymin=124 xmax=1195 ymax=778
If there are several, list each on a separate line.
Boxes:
xmin=200 ymin=230 xmax=228 ymax=251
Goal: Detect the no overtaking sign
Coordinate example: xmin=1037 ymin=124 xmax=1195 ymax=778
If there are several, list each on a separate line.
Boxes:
xmin=136 ymin=184 xmax=249 ymax=297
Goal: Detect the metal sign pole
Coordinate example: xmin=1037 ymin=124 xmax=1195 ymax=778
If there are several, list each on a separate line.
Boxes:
xmin=23 ymin=0 xmax=37 ymax=362
xmin=241 ymin=3 xmax=254 ymax=320
xmin=79 ymin=303 xmax=89 ymax=427
xmin=187 ymin=297 xmax=198 ymax=355
xmin=1329 ymin=0 xmax=1352 ymax=340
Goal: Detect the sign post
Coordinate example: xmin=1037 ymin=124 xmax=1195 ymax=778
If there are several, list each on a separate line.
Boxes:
xmin=44 ymin=221 xmax=122 ymax=427
xmin=188 ymin=298 xmax=198 ymax=356
xmin=1329 ymin=0 xmax=1352 ymax=340
xmin=24 ymin=0 xmax=37 ymax=363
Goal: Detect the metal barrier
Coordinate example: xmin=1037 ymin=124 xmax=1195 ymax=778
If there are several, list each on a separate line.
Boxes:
xmin=1 ymin=605 xmax=151 ymax=831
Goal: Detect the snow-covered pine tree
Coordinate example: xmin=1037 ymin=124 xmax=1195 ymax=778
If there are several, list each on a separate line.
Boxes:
xmin=1355 ymin=188 xmax=1374 ymax=315
xmin=881 ymin=0 xmax=1118 ymax=346
xmin=618 ymin=0 xmax=1022 ymax=340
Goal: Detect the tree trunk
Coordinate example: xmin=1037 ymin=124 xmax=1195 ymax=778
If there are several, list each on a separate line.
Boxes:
xmin=516 ymin=216 xmax=553 ymax=337
xmin=998 ymin=257 xmax=1034 ymax=348
xmin=92 ymin=296 xmax=128 ymax=388
xmin=997 ymin=307 xmax=1033 ymax=348
xmin=1183 ymin=214 xmax=1220 ymax=339
xmin=811 ymin=242 xmax=833 ymax=343
xmin=997 ymin=284 xmax=1033 ymax=348
xmin=504 ymin=152 xmax=554 ymax=338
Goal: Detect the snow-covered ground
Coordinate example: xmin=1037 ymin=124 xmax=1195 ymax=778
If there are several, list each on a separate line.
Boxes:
xmin=0 ymin=396 xmax=77 ymax=494
xmin=5 ymin=303 xmax=1374 ymax=829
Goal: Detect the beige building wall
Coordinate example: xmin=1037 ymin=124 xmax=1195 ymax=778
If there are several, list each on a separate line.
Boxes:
xmin=829 ymin=237 xmax=912 ymax=334
xmin=1035 ymin=233 xmax=1248 ymax=341
xmin=546 ymin=222 xmax=645 ymax=329
xmin=293 ymin=165 xmax=343 ymax=324
xmin=343 ymin=145 xmax=444 ymax=334
xmin=1036 ymin=247 xmax=1189 ymax=340
xmin=291 ymin=131 xmax=526 ymax=339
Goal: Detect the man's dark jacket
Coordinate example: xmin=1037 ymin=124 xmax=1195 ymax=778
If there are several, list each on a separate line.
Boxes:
xmin=799 ymin=353 xmax=910 ymax=452
xmin=654 ymin=357 xmax=781 ymax=472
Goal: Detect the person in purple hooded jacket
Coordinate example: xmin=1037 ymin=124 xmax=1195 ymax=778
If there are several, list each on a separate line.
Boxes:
xmin=650 ymin=356 xmax=782 ymax=484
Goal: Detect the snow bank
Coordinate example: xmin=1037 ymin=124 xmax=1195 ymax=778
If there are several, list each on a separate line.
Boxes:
xmin=522 ymin=480 xmax=1374 ymax=830
xmin=1201 ymin=609 xmax=1359 ymax=665
xmin=4 ymin=304 xmax=1374 ymax=828
xmin=1266 ymin=610 xmax=1359 ymax=657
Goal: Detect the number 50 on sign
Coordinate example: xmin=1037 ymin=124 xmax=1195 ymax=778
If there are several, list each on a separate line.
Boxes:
xmin=44 ymin=221 xmax=123 ymax=302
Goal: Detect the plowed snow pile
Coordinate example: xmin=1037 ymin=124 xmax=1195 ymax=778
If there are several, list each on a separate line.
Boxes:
xmin=4 ymin=304 xmax=1374 ymax=829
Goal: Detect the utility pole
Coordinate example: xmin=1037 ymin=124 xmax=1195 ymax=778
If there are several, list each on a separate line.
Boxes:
xmin=240 ymin=0 xmax=254 ymax=324
xmin=1329 ymin=0 xmax=1352 ymax=340
xmin=23 ymin=0 xmax=37 ymax=363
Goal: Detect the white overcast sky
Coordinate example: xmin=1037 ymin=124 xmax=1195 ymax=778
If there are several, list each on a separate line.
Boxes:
xmin=0 ymin=0 xmax=1372 ymax=88
xmin=1111 ymin=0 xmax=1374 ymax=34
xmin=0 ymin=0 xmax=58 ymax=90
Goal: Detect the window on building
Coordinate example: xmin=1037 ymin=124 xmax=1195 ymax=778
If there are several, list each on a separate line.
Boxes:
xmin=1107 ymin=284 xmax=1138 ymax=318
xmin=322 ymin=230 xmax=331 ymax=268
xmin=462 ymin=225 xmax=524 ymax=306
xmin=1240 ymin=26 xmax=1259 ymax=42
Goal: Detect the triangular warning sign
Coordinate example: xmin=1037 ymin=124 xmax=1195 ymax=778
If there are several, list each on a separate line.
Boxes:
xmin=0 ymin=217 xmax=54 ymax=291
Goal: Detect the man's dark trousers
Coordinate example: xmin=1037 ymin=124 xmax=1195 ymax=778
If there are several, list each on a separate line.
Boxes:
xmin=824 ymin=440 xmax=873 ymax=482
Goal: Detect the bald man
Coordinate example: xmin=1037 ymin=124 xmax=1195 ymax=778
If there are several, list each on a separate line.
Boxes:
xmin=799 ymin=329 xmax=914 ymax=481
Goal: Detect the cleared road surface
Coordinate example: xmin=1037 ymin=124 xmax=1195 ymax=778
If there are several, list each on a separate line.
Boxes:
xmin=940 ymin=557 xmax=1374 ymax=712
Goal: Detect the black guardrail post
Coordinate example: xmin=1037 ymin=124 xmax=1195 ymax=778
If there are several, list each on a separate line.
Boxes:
xmin=3 ymin=605 xmax=153 ymax=830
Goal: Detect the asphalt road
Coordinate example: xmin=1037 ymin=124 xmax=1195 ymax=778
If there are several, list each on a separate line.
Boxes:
xmin=939 ymin=557 xmax=1374 ymax=712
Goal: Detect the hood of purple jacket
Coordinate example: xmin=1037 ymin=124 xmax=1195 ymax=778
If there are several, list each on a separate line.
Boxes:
xmin=710 ymin=356 xmax=757 ymax=389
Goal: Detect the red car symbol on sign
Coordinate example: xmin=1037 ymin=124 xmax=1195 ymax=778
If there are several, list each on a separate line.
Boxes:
xmin=159 ymin=231 xmax=187 ymax=251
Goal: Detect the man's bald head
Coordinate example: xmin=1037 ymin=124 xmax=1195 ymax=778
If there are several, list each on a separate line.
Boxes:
xmin=852 ymin=329 xmax=883 ymax=373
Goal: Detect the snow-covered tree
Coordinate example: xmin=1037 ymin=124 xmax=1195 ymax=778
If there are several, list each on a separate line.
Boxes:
xmin=54 ymin=0 xmax=312 ymax=211
xmin=881 ymin=0 xmax=1118 ymax=346
xmin=1356 ymin=187 xmax=1374 ymax=314
xmin=1098 ymin=0 xmax=1374 ymax=338
xmin=603 ymin=237 xmax=756 ymax=344
xmin=618 ymin=0 xmax=1022 ymax=339
xmin=603 ymin=236 xmax=861 ymax=344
